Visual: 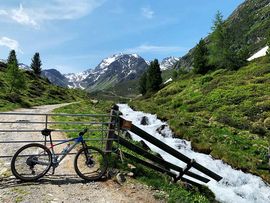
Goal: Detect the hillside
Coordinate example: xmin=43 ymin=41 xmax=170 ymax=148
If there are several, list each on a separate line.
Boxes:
xmin=175 ymin=0 xmax=270 ymax=69
xmin=131 ymin=57 xmax=270 ymax=182
xmin=0 ymin=68 xmax=85 ymax=111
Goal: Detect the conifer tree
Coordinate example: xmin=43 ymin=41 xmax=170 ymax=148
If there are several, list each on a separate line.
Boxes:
xmin=7 ymin=50 xmax=18 ymax=67
xmin=6 ymin=50 xmax=26 ymax=93
xmin=208 ymin=11 xmax=240 ymax=70
xmin=147 ymin=59 xmax=162 ymax=92
xmin=193 ymin=39 xmax=210 ymax=74
xmin=139 ymin=71 xmax=147 ymax=95
xmin=31 ymin=52 xmax=42 ymax=76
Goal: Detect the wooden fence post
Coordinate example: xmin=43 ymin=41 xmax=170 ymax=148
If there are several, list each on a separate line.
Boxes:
xmin=105 ymin=104 xmax=119 ymax=154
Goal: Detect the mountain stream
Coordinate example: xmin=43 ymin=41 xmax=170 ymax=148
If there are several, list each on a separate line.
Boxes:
xmin=118 ymin=104 xmax=270 ymax=203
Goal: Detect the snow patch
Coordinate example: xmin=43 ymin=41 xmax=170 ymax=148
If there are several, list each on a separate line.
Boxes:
xmin=164 ymin=78 xmax=172 ymax=84
xmin=78 ymin=84 xmax=85 ymax=90
xmin=131 ymin=54 xmax=139 ymax=58
xmin=247 ymin=46 xmax=269 ymax=61
xmin=99 ymin=53 xmax=125 ymax=69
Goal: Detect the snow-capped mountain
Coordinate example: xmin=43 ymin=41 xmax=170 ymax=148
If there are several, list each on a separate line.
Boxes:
xmin=18 ymin=63 xmax=31 ymax=70
xmin=41 ymin=54 xmax=180 ymax=93
xmin=64 ymin=69 xmax=92 ymax=89
xmin=37 ymin=53 xmax=148 ymax=92
xmin=81 ymin=53 xmax=148 ymax=91
xmin=160 ymin=57 xmax=179 ymax=71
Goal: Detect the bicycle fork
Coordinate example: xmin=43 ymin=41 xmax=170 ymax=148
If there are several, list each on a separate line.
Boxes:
xmin=81 ymin=141 xmax=94 ymax=166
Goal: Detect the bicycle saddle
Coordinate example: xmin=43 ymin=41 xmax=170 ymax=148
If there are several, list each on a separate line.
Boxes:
xmin=41 ymin=128 xmax=53 ymax=136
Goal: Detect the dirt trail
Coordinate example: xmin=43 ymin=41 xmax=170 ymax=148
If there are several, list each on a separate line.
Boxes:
xmin=0 ymin=103 xmax=164 ymax=203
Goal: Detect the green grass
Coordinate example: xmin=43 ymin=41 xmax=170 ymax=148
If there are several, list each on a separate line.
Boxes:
xmin=0 ymin=69 xmax=87 ymax=111
xmin=131 ymin=57 xmax=270 ymax=182
xmin=121 ymin=157 xmax=215 ymax=203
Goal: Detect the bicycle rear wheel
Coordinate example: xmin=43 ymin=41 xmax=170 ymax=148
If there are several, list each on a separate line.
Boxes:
xmin=74 ymin=146 xmax=108 ymax=181
xmin=11 ymin=143 xmax=52 ymax=181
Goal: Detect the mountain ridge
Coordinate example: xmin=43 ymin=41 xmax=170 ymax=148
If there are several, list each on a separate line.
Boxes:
xmin=175 ymin=0 xmax=270 ymax=70
xmin=25 ymin=53 xmax=179 ymax=95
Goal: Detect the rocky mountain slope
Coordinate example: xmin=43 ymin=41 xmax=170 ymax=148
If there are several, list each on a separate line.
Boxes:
xmin=40 ymin=54 xmax=179 ymax=93
xmin=82 ymin=53 xmax=148 ymax=92
xmin=39 ymin=54 xmax=149 ymax=92
xmin=1 ymin=53 xmax=179 ymax=97
xmin=175 ymin=0 xmax=270 ymax=69
xmin=64 ymin=69 xmax=92 ymax=89
xmin=160 ymin=57 xmax=179 ymax=71
xmin=41 ymin=69 xmax=69 ymax=87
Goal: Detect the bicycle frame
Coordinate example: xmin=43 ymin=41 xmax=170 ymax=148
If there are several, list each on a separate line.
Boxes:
xmin=47 ymin=134 xmax=86 ymax=165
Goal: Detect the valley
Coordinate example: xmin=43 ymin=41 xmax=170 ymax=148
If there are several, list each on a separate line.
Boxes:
xmin=0 ymin=0 xmax=270 ymax=202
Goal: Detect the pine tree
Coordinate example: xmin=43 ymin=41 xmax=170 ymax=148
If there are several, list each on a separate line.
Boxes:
xmin=236 ymin=47 xmax=249 ymax=67
xmin=31 ymin=52 xmax=42 ymax=76
xmin=208 ymin=11 xmax=227 ymax=69
xmin=6 ymin=50 xmax=26 ymax=93
xmin=147 ymin=59 xmax=162 ymax=92
xmin=139 ymin=71 xmax=147 ymax=95
xmin=208 ymin=11 xmax=240 ymax=70
xmin=193 ymin=39 xmax=210 ymax=74
xmin=7 ymin=50 xmax=18 ymax=67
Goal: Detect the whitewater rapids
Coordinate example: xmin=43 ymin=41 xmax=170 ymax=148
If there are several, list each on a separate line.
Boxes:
xmin=118 ymin=104 xmax=270 ymax=203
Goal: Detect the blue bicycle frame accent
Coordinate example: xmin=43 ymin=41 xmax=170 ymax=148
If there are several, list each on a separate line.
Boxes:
xmin=75 ymin=136 xmax=84 ymax=143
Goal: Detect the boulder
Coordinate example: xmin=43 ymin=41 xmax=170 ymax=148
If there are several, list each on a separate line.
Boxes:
xmin=140 ymin=116 xmax=149 ymax=125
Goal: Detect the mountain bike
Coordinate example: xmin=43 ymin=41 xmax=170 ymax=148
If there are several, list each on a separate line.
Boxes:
xmin=11 ymin=128 xmax=108 ymax=181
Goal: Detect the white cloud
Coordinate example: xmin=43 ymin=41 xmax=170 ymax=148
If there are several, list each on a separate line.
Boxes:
xmin=0 ymin=37 xmax=22 ymax=53
xmin=127 ymin=44 xmax=186 ymax=54
xmin=11 ymin=4 xmax=38 ymax=27
xmin=33 ymin=0 xmax=104 ymax=21
xmin=141 ymin=7 xmax=154 ymax=19
xmin=0 ymin=0 xmax=105 ymax=28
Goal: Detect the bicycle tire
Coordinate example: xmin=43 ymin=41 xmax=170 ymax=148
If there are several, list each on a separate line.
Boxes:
xmin=11 ymin=143 xmax=52 ymax=181
xmin=74 ymin=146 xmax=108 ymax=181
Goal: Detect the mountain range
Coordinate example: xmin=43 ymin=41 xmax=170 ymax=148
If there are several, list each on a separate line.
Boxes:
xmin=2 ymin=0 xmax=269 ymax=98
xmin=40 ymin=54 xmax=178 ymax=94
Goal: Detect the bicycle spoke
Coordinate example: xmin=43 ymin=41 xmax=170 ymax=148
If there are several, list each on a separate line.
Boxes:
xmin=74 ymin=146 xmax=107 ymax=181
xmin=11 ymin=143 xmax=52 ymax=181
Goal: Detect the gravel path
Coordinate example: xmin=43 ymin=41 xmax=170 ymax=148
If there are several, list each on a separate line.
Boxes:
xmin=0 ymin=104 xmax=163 ymax=203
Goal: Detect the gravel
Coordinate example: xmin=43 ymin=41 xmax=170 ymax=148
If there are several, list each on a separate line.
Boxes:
xmin=0 ymin=103 xmax=164 ymax=203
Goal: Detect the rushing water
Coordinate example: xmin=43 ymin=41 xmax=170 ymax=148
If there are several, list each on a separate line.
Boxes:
xmin=118 ymin=104 xmax=270 ymax=203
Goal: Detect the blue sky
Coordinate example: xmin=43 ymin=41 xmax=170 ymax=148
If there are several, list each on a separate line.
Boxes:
xmin=0 ymin=0 xmax=244 ymax=73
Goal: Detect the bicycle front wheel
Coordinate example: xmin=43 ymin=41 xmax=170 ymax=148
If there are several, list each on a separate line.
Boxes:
xmin=74 ymin=146 xmax=108 ymax=181
xmin=11 ymin=143 xmax=52 ymax=181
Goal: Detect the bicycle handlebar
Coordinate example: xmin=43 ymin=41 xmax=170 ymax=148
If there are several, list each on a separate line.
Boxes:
xmin=79 ymin=128 xmax=88 ymax=136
